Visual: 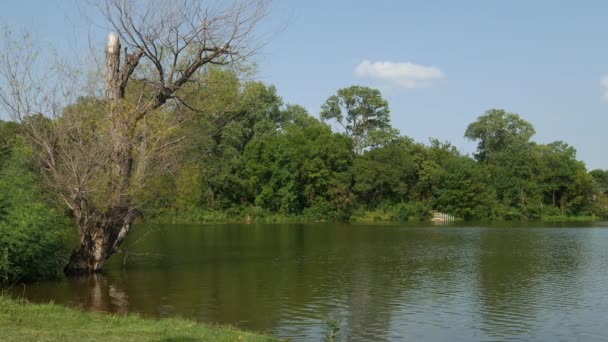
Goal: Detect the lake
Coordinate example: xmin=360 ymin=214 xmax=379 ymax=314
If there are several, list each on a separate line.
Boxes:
xmin=12 ymin=223 xmax=608 ymax=341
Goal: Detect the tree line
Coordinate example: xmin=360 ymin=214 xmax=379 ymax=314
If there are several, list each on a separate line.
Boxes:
xmin=101 ymin=69 xmax=607 ymax=223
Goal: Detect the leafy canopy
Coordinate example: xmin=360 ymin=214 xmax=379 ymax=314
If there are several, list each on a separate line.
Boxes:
xmin=465 ymin=109 xmax=535 ymax=162
xmin=320 ymin=85 xmax=393 ymax=155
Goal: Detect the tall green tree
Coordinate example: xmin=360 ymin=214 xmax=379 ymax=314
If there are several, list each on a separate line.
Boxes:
xmin=320 ymin=86 xmax=395 ymax=155
xmin=465 ymin=109 xmax=535 ymax=162
xmin=536 ymin=142 xmax=582 ymax=208
xmin=193 ymin=75 xmax=286 ymax=209
xmin=243 ymin=113 xmax=354 ymax=220
xmin=465 ymin=109 xmax=542 ymax=218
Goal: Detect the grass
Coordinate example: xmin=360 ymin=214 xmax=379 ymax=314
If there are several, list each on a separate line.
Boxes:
xmin=349 ymin=208 xmax=395 ymax=223
xmin=0 ymin=295 xmax=277 ymax=342
xmin=146 ymin=208 xmax=321 ymax=224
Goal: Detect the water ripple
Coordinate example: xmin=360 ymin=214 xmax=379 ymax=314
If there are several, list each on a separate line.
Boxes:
xmin=12 ymin=224 xmax=608 ymax=342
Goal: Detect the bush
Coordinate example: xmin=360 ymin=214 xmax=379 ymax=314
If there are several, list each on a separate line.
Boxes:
xmin=302 ymin=199 xmax=352 ymax=222
xmin=0 ymin=204 xmax=71 ymax=283
xmin=395 ymin=202 xmax=432 ymax=222
xmin=0 ymin=140 xmax=72 ymax=284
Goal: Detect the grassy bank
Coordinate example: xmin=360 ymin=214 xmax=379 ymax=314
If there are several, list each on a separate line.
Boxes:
xmin=0 ymin=295 xmax=276 ymax=342
xmin=145 ymin=208 xmax=321 ymax=224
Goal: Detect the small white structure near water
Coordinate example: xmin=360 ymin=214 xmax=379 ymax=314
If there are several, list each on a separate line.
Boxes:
xmin=431 ymin=211 xmax=454 ymax=223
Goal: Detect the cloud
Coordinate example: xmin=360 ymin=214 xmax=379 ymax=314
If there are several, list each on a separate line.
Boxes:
xmin=601 ymin=75 xmax=608 ymax=100
xmin=354 ymin=60 xmax=445 ymax=89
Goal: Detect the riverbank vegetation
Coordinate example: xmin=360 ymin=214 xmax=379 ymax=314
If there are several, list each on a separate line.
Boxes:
xmin=0 ymin=128 xmax=72 ymax=283
xmin=2 ymin=70 xmax=608 ymax=281
xmin=0 ymin=1 xmax=607 ymax=281
xmin=0 ymin=295 xmax=274 ymax=341
xmin=138 ymin=78 xmax=608 ymax=224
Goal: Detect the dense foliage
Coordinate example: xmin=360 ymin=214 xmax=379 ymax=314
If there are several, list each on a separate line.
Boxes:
xmin=132 ymin=71 xmax=607 ymax=223
xmin=0 ymin=122 xmax=71 ymax=283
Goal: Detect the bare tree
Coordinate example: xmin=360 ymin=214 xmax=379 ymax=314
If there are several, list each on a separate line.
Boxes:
xmin=0 ymin=0 xmax=269 ymax=274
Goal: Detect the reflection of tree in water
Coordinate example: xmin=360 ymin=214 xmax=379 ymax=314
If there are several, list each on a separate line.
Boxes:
xmin=104 ymin=224 xmax=466 ymax=341
xmin=476 ymin=228 xmax=587 ymax=340
xmin=333 ymin=227 xmax=465 ymax=341
xmin=67 ymin=274 xmax=130 ymax=314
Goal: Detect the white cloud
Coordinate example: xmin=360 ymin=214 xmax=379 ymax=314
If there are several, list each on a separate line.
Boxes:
xmin=354 ymin=60 xmax=445 ymax=89
xmin=601 ymin=75 xmax=608 ymax=101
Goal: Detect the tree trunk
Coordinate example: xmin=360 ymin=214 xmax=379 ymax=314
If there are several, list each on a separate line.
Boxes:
xmin=64 ymin=34 xmax=138 ymax=275
xmin=64 ymin=212 xmax=135 ymax=275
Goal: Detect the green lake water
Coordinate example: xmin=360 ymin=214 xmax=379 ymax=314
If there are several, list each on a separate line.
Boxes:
xmin=13 ymin=223 xmax=608 ymax=341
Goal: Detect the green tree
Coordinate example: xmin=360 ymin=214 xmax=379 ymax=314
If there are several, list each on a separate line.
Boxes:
xmin=536 ymin=142 xmax=584 ymax=210
xmin=151 ymin=69 xmax=289 ymax=217
xmin=193 ymin=76 xmax=286 ymax=210
xmin=0 ymin=120 xmax=18 ymax=168
xmin=413 ymin=139 xmax=460 ymax=202
xmin=589 ymin=169 xmax=608 ymax=217
xmin=432 ymin=156 xmax=497 ymax=220
xmin=562 ymin=169 xmax=595 ymax=216
xmin=465 ymin=110 xmax=543 ymax=218
xmin=243 ymin=113 xmax=354 ymax=220
xmin=352 ymin=140 xmax=419 ymax=205
xmin=465 ymin=109 xmax=535 ymax=162
xmin=320 ymin=86 xmax=394 ymax=155
xmin=489 ymin=143 xmax=544 ymax=218
xmin=590 ymin=169 xmax=608 ymax=194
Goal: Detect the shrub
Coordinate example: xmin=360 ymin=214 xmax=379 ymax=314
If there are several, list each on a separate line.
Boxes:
xmin=0 ymin=140 xmax=72 ymax=284
xmin=395 ymin=202 xmax=432 ymax=222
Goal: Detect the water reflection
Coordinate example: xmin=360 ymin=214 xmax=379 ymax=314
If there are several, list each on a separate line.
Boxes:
xmin=12 ymin=224 xmax=608 ymax=341
xmin=476 ymin=228 xmax=594 ymax=340
xmin=72 ymin=274 xmax=130 ymax=314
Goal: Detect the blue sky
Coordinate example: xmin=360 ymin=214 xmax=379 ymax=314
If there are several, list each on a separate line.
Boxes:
xmin=3 ymin=1 xmax=608 ymax=169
